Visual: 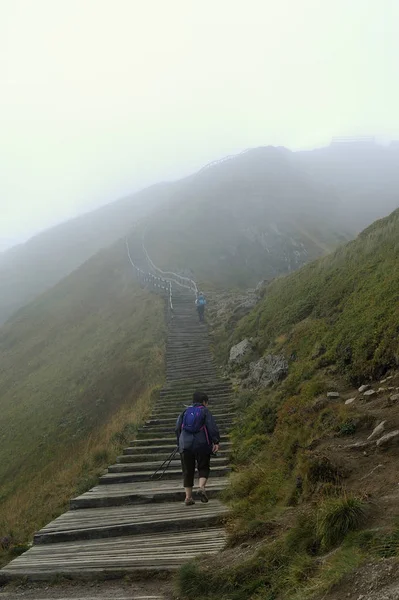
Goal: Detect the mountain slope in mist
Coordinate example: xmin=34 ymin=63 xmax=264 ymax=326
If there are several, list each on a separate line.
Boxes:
xmin=0 ymin=240 xmax=165 ymax=559
xmin=0 ymin=183 xmax=173 ymax=324
xmin=143 ymin=146 xmax=352 ymax=287
xmin=2 ymin=142 xmax=398 ymax=322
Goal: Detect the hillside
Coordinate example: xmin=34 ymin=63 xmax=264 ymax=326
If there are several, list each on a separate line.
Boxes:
xmin=143 ymin=147 xmax=352 ymax=288
xmin=3 ymin=143 xmax=398 ymax=324
xmin=0 ymin=240 xmax=166 ymax=564
xmin=0 ymin=182 xmax=174 ymax=324
xmin=178 ymin=208 xmax=399 ymax=599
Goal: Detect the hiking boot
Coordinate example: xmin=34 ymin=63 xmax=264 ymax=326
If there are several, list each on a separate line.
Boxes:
xmin=197 ymin=487 xmax=209 ymax=503
xmin=184 ymin=498 xmax=195 ymax=506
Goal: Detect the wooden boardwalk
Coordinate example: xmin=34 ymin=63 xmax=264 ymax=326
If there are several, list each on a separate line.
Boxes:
xmin=1 ymin=291 xmax=233 ymax=583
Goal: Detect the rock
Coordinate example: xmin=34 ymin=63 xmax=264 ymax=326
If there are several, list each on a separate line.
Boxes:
xmin=380 ymin=379 xmax=387 ymax=384
xmin=387 ymin=393 xmax=399 ymax=407
xmin=229 ymin=339 xmax=253 ymax=366
xmin=345 ymin=397 xmax=356 ymax=405
xmin=231 ymin=299 xmax=257 ymax=320
xmin=376 ymin=430 xmax=399 ymax=448
xmin=377 ymin=387 xmax=386 ymax=393
xmin=255 ymin=279 xmax=269 ymax=295
xmin=358 ymin=384 xmax=371 ymax=393
xmin=312 ymin=397 xmax=328 ymax=411
xmin=363 ymin=389 xmax=377 ymax=398
xmin=246 ymin=354 xmax=288 ymax=387
xmin=247 ymin=358 xmax=267 ymax=385
xmin=327 ymin=391 xmax=340 ymax=399
xmin=367 ymin=421 xmax=386 ymax=440
xmin=347 ymin=440 xmax=373 ymax=450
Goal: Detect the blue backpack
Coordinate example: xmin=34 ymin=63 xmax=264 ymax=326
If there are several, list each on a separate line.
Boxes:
xmin=182 ymin=405 xmax=206 ymax=433
xmin=198 ymin=296 xmax=206 ymax=306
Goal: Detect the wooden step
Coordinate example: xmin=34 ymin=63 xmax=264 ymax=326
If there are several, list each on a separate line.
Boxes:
xmin=99 ymin=465 xmax=230 ymax=484
xmin=33 ymin=502 xmax=228 ymax=545
xmin=117 ymin=449 xmax=230 ymax=463
xmin=71 ymin=478 xmax=228 ymax=509
xmin=0 ymin=528 xmax=227 ymax=582
xmin=129 ymin=435 xmax=230 ymax=446
xmin=123 ymin=442 xmax=232 ymax=455
xmin=108 ymin=457 xmax=228 ymax=473
xmin=147 ymin=407 xmax=235 ymax=419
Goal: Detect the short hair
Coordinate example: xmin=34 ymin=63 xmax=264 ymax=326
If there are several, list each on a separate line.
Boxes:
xmin=193 ymin=391 xmax=209 ymax=405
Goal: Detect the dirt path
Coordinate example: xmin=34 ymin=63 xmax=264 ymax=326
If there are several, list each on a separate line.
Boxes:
xmin=0 ymin=579 xmax=174 ymax=599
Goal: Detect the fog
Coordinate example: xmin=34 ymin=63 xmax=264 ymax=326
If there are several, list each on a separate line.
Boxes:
xmin=1 ymin=0 xmax=398 ymax=248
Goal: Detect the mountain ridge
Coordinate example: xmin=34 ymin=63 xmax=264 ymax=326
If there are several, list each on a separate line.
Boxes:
xmin=2 ymin=143 xmax=398 ymax=323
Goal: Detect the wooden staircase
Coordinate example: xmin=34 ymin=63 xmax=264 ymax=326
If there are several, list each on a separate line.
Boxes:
xmin=1 ymin=289 xmax=233 ymax=582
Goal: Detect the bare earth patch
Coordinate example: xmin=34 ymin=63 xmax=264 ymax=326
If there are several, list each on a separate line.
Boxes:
xmin=0 ymin=579 xmax=173 ymax=600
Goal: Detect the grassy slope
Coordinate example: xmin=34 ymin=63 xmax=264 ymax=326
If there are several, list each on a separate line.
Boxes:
xmin=0 ymin=183 xmax=173 ymax=324
xmin=233 ymin=207 xmax=399 ymax=384
xmin=143 ymin=147 xmax=351 ymax=289
xmin=0 ymin=240 xmax=166 ymax=558
xmin=178 ymin=209 xmax=399 ymax=600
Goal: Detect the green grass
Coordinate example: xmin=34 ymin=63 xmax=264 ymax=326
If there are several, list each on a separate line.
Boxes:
xmin=176 ymin=208 xmax=399 ymax=599
xmin=317 ymin=496 xmax=368 ymax=549
xmin=177 ymin=499 xmax=368 ymax=600
xmin=233 ymin=208 xmax=399 ymax=384
xmin=0 ymin=240 xmax=166 ymax=558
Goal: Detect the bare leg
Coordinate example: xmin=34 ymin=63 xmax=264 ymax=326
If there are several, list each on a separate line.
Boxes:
xmin=185 ymin=486 xmax=193 ymax=500
xmin=199 ymin=477 xmax=208 ymax=490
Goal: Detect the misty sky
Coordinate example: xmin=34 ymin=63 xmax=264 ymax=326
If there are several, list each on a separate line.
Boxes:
xmin=1 ymin=0 xmax=399 ymax=246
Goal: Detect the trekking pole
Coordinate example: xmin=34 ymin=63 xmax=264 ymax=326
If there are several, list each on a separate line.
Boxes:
xmin=151 ymin=446 xmax=179 ymax=480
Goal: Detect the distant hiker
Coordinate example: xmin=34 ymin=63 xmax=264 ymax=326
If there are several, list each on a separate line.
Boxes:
xmin=175 ymin=391 xmax=220 ymax=506
xmin=195 ymin=292 xmax=207 ymax=322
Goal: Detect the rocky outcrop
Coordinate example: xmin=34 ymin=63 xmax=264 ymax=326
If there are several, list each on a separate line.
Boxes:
xmin=230 ymin=298 xmax=258 ymax=321
xmin=376 ymin=430 xmax=399 ymax=448
xmin=386 ymin=393 xmax=399 ymax=407
xmin=229 ymin=339 xmax=253 ymax=366
xmin=245 ymin=354 xmax=288 ymax=388
xmin=367 ymin=421 xmax=386 ymax=441
xmin=358 ymin=384 xmax=371 ymax=393
xmin=345 ymin=397 xmax=356 ymax=405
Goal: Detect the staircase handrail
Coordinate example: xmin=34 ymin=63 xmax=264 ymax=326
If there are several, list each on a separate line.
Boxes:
xmin=141 ymin=232 xmax=198 ymax=297
xmin=125 ymin=239 xmax=173 ymax=311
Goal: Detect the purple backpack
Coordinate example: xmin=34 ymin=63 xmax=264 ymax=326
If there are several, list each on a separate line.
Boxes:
xmin=182 ymin=405 xmax=206 ymax=433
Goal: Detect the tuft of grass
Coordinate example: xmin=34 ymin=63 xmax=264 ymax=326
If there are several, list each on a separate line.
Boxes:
xmin=338 ymin=420 xmax=357 ymax=436
xmin=354 ymin=523 xmax=399 ymax=558
xmin=317 ymin=496 xmax=368 ymax=549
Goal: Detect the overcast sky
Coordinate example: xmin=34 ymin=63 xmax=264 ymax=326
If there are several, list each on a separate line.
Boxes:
xmin=1 ymin=0 xmax=398 ymax=246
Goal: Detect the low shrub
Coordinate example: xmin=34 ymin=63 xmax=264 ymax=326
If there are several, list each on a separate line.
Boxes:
xmin=317 ymin=496 xmax=368 ymax=549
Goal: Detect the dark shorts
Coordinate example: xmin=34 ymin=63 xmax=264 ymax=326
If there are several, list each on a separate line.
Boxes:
xmin=180 ymin=451 xmax=211 ymax=487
